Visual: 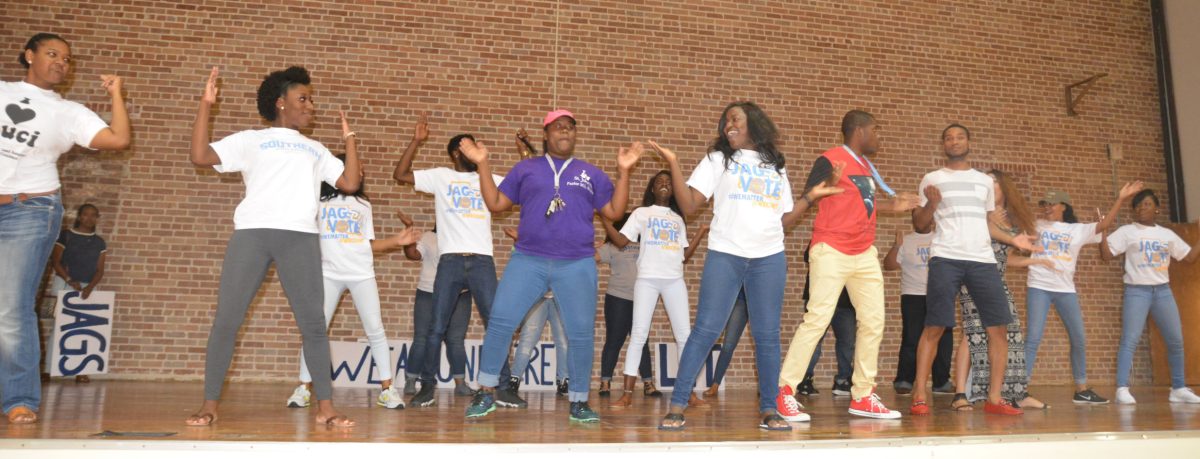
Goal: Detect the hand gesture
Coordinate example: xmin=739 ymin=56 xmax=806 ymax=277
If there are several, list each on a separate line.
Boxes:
xmin=807 ymin=182 xmax=844 ymax=201
xmin=68 ymin=280 xmax=83 ymax=291
xmin=1012 ymin=233 xmax=1039 ymax=253
xmin=923 ymin=185 xmax=942 ymax=207
xmin=1118 ymin=181 xmax=1144 ymax=202
xmin=412 ymin=113 xmax=429 ymax=143
xmin=826 ymin=161 xmax=846 ymax=186
xmin=646 ymin=140 xmax=677 ymax=164
xmin=699 ymin=223 xmax=710 ymax=234
xmin=515 ymin=128 xmax=535 ymax=158
xmin=504 ymin=227 xmax=519 ymax=242
xmin=989 ymin=208 xmax=1009 ymax=227
xmin=617 ymin=141 xmax=644 ymax=172
xmin=396 ymin=209 xmax=415 ymax=228
xmin=458 ymin=137 xmax=489 ymax=164
xmin=99 ymin=74 xmax=123 ymax=97
xmin=201 ymin=66 xmax=219 ymax=105
xmin=889 ymin=192 xmax=922 ymax=212
xmin=390 ymin=227 xmax=422 ymax=247
xmin=81 ymin=284 xmax=95 ymax=300
xmin=339 ymin=110 xmax=353 ymax=139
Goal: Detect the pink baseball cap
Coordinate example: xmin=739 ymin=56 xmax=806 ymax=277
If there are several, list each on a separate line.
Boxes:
xmin=543 ymin=109 xmax=576 ymax=127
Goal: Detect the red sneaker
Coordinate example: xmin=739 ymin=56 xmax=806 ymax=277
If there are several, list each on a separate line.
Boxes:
xmin=910 ymin=400 xmax=931 ymax=415
xmin=984 ymin=399 xmax=1023 ymax=415
xmin=775 ymin=385 xmax=811 ymax=422
xmin=849 ymin=390 xmax=902 ymax=419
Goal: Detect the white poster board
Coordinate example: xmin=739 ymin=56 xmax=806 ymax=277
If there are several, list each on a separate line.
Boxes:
xmin=48 ymin=290 xmax=114 ymax=377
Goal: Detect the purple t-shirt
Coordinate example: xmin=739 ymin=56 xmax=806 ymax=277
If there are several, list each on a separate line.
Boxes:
xmin=498 ymin=155 xmax=615 ymax=259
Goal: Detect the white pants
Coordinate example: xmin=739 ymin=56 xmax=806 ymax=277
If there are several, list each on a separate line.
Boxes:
xmin=299 ymin=277 xmax=392 ymax=382
xmin=624 ymin=277 xmax=691 ymax=377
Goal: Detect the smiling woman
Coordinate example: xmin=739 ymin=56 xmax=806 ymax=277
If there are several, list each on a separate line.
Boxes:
xmin=0 ymin=32 xmax=131 ymax=426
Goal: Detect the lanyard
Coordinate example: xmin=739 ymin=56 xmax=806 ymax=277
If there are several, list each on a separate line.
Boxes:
xmin=842 ymin=145 xmax=896 ymax=197
xmin=545 ymin=155 xmax=574 ymax=217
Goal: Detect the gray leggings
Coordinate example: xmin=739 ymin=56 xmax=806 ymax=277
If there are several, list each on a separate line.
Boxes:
xmin=204 ymin=229 xmax=332 ymax=400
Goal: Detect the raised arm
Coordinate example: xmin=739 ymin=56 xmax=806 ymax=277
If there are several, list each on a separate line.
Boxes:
xmin=457 ymin=138 xmax=513 ymax=212
xmin=647 ymin=141 xmax=706 ymax=218
xmin=391 ymin=113 xmax=429 ymax=185
xmin=683 ymin=224 xmax=710 ymax=264
xmin=1096 ymin=181 xmax=1144 ymax=234
xmin=88 ymin=75 xmax=131 ymax=150
xmin=189 ymin=66 xmax=222 ymax=166
xmin=599 ymin=141 xmax=645 ymax=221
xmin=883 ymin=228 xmax=903 ymax=271
xmin=1098 ymin=230 xmax=1115 ymax=262
xmin=333 ymin=110 xmax=362 ymax=193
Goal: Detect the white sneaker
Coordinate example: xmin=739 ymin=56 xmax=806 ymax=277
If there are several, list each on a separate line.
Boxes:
xmin=377 ymin=385 xmax=406 ymax=409
xmin=286 ymin=384 xmax=311 ymax=408
xmin=1115 ymin=387 xmax=1136 ymax=405
xmin=1169 ymin=387 xmax=1200 ymax=404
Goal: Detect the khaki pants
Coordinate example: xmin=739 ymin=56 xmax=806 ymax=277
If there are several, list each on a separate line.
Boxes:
xmin=779 ymin=243 xmax=885 ymax=399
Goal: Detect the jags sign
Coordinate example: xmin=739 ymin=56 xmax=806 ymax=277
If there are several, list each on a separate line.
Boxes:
xmin=48 ymin=290 xmax=114 ymax=377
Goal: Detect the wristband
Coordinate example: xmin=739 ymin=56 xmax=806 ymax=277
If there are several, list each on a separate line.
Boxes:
xmin=343 ymin=131 xmax=357 ymax=139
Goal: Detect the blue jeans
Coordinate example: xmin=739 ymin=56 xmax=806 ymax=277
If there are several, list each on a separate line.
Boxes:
xmin=477 ymin=251 xmax=597 ymax=402
xmin=1117 ymin=284 xmax=1186 ymax=388
xmin=0 ymin=193 xmax=63 ymax=415
xmin=671 ymin=250 xmax=785 ymax=413
xmin=1025 ymin=287 xmax=1088 ymax=385
xmin=421 ymin=254 xmax=508 ymax=383
xmin=409 ymin=289 xmax=471 ymax=381
xmin=513 ymin=293 xmax=568 ymax=384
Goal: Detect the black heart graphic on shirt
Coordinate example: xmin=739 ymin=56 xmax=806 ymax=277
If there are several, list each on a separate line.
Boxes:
xmin=6 ymin=104 xmax=36 ymax=124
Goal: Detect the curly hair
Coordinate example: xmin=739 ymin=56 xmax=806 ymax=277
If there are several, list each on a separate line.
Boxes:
xmin=256 ymin=66 xmax=310 ymax=121
xmin=709 ymin=101 xmax=784 ymax=173
xmin=18 ymin=33 xmax=68 ymax=69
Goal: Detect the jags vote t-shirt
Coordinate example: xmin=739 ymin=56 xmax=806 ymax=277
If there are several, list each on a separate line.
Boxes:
xmin=318 ymin=195 xmax=376 ymax=281
xmin=1107 ymin=223 xmax=1191 ymax=285
xmin=414 ymin=167 xmax=504 ymax=256
xmin=620 ymin=205 xmax=688 ymax=279
xmin=686 ymin=150 xmax=792 ymax=259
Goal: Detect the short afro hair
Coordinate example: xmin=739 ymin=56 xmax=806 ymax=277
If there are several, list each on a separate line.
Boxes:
xmin=256 ymin=66 xmax=311 ymax=121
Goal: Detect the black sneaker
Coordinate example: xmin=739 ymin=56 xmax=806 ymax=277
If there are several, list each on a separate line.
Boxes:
xmin=932 ymin=381 xmax=956 ymax=394
xmin=410 ymin=382 xmax=437 ymax=407
xmin=465 ymin=390 xmax=496 ymax=418
xmin=832 ymin=379 xmax=851 ymax=397
xmin=796 ymin=377 xmax=819 ymax=396
xmin=556 ymin=378 xmax=569 ymax=397
xmin=495 ymin=377 xmax=528 ymax=408
xmin=569 ymin=401 xmax=600 ymax=422
xmin=1073 ymin=388 xmax=1110 ymax=405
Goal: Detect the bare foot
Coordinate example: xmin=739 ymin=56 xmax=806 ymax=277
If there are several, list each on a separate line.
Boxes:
xmin=185 ymin=400 xmax=219 ymax=426
xmin=6 ymin=406 xmax=37 ymax=424
xmin=1018 ymin=395 xmax=1047 ymax=409
xmin=610 ymin=391 xmax=633 ymax=408
xmin=315 ymin=401 xmax=355 ymax=427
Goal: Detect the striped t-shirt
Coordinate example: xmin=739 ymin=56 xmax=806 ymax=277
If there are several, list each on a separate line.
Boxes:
xmin=917 ymin=168 xmax=996 ymax=264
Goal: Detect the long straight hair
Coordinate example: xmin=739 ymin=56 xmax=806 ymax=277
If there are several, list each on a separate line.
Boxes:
xmin=989 ymin=169 xmax=1035 ymax=235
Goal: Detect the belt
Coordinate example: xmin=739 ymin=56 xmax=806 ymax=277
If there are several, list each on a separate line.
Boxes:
xmin=0 ymin=189 xmax=59 ymax=206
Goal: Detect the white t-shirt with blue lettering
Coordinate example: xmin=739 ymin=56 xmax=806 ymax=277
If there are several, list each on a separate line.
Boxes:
xmin=414 ymin=167 xmax=503 ymax=256
xmin=620 ymin=205 xmax=689 ymax=279
xmin=1107 ymin=223 xmax=1191 ymax=285
xmin=319 ymin=195 xmax=376 ymax=281
xmin=1028 ymin=220 xmax=1101 ymax=293
xmin=898 ymin=231 xmax=935 ymax=295
xmin=686 ymin=150 xmax=792 ymax=259
xmin=211 ymin=128 xmax=345 ymax=233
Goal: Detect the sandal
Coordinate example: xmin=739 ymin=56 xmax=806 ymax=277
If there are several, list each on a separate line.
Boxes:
xmin=318 ymin=414 xmax=355 ymax=427
xmin=184 ymin=412 xmax=216 ymax=426
xmin=6 ymin=406 xmax=37 ymax=425
xmin=951 ymin=393 xmax=974 ymax=411
xmin=657 ymin=413 xmax=686 ymax=431
xmin=644 ymin=381 xmax=663 ymax=397
xmin=759 ymin=413 xmax=792 ymax=431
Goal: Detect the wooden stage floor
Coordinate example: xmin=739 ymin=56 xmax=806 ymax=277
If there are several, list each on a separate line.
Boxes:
xmin=3 ymin=380 xmax=1200 ymax=447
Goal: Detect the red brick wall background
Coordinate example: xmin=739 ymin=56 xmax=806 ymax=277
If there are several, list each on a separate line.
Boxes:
xmin=3 ymin=1 xmax=1168 ymax=388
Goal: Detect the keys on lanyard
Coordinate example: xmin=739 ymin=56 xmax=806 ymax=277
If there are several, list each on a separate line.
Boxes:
xmin=545 ymin=155 xmax=574 ymax=218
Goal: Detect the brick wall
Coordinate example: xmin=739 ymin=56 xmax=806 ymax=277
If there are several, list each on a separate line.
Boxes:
xmin=4 ymin=0 xmax=1167 ymax=388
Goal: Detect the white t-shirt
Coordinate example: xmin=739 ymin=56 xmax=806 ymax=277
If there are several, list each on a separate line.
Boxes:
xmin=211 ymin=128 xmax=344 ymax=233
xmin=917 ymin=168 xmax=996 ymax=264
xmin=319 ymin=196 xmax=376 ymax=281
xmin=0 ymin=81 xmax=109 ymax=193
xmin=416 ymin=231 xmax=439 ymax=292
xmin=596 ymin=242 xmax=639 ymax=300
xmin=414 ymin=167 xmax=503 ymax=256
xmin=898 ymin=231 xmax=936 ymax=296
xmin=1028 ymin=220 xmax=1101 ymax=293
xmin=1107 ymin=223 xmax=1191 ymax=285
xmin=620 ymin=205 xmax=689 ymax=279
xmin=686 ymin=150 xmax=793 ymax=259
